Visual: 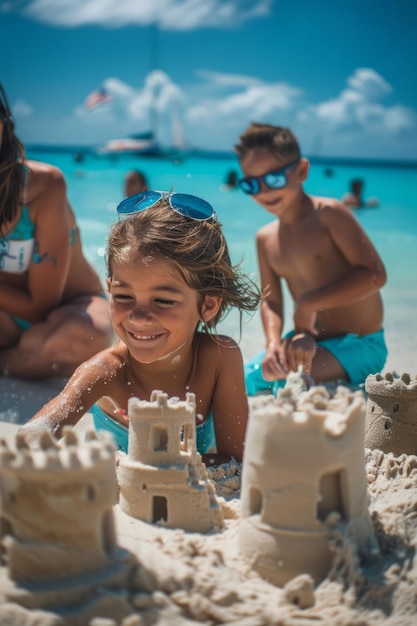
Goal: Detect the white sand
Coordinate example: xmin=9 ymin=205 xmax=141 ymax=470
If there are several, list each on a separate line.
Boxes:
xmin=1 ymin=441 xmax=416 ymax=625
xmin=1 ymin=391 xmax=417 ymax=625
xmin=0 ymin=338 xmax=416 ymax=625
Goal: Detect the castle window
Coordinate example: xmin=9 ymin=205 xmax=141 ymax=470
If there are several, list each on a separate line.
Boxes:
xmin=248 ymin=485 xmax=263 ymax=516
xmin=181 ymin=423 xmax=192 ymax=451
xmin=152 ymin=495 xmax=168 ymax=523
xmin=152 ymin=425 xmax=168 ymax=451
xmin=85 ymin=484 xmax=95 ymax=501
xmin=317 ymin=469 xmax=347 ymax=522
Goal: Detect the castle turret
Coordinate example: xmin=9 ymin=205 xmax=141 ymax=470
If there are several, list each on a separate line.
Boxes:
xmin=0 ymin=429 xmax=135 ymax=613
xmin=239 ymin=385 xmax=378 ymax=587
xmin=365 ymin=372 xmax=417 ymax=455
xmin=118 ymin=390 xmax=223 ymax=532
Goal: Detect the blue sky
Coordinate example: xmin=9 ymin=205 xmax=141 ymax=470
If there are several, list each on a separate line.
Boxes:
xmin=1 ymin=0 xmax=416 ymax=160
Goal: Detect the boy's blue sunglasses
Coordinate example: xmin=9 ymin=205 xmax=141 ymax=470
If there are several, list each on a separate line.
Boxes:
xmin=239 ymin=160 xmax=299 ymax=195
xmin=117 ymin=190 xmax=216 ymax=221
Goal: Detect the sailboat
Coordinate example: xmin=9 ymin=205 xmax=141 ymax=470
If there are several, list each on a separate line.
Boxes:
xmin=95 ymin=26 xmax=185 ymax=158
xmin=96 ymin=131 xmax=159 ymax=156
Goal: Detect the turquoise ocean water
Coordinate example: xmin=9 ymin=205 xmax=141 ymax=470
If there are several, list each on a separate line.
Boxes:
xmin=26 ymin=149 xmax=417 ymax=374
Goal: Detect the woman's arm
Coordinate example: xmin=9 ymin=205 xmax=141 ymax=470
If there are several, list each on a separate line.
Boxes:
xmin=0 ymin=163 xmax=71 ymax=322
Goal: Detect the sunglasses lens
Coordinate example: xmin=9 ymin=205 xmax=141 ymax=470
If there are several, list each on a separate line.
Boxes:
xmin=170 ymin=193 xmax=214 ymax=220
xmin=265 ymin=171 xmax=287 ymax=189
xmin=117 ymin=190 xmax=162 ymax=214
xmin=239 ymin=178 xmax=258 ymax=195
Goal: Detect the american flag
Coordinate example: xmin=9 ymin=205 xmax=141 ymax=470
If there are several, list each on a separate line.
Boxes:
xmin=85 ymin=87 xmax=111 ymax=110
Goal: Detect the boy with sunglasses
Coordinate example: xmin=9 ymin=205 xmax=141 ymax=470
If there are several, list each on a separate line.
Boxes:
xmin=235 ymin=122 xmax=388 ymax=393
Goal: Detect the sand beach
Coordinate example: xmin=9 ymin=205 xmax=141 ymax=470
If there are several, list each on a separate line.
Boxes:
xmin=0 ymin=155 xmax=416 ymax=625
xmin=1 ymin=359 xmax=417 ymax=626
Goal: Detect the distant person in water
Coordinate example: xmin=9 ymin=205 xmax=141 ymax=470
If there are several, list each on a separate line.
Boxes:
xmin=124 ymin=169 xmax=148 ymax=197
xmin=342 ymin=178 xmax=379 ymax=209
xmin=221 ymin=169 xmax=238 ymax=191
xmin=0 ymin=83 xmax=113 ymax=379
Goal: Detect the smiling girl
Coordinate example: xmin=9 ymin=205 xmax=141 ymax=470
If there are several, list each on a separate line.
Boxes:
xmin=21 ymin=191 xmax=261 ymax=463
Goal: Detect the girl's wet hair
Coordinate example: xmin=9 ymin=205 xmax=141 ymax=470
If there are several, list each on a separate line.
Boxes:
xmin=234 ymin=122 xmax=301 ymax=162
xmin=0 ymin=84 xmax=25 ymax=227
xmin=106 ymin=200 xmax=261 ymax=331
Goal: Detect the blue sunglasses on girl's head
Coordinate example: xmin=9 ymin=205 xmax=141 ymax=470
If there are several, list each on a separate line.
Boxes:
xmin=238 ymin=160 xmax=299 ymax=195
xmin=117 ymin=190 xmax=216 ymax=221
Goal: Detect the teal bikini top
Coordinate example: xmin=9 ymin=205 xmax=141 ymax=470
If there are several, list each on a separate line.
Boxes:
xmin=0 ymin=206 xmax=35 ymax=274
xmin=0 ymin=166 xmax=36 ymax=274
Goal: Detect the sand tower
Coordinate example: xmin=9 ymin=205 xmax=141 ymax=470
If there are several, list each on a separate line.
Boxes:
xmin=0 ymin=429 xmax=135 ymax=612
xmin=118 ymin=390 xmax=223 ymax=532
xmin=365 ymin=371 xmax=417 ymax=455
xmin=239 ymin=385 xmax=378 ymax=587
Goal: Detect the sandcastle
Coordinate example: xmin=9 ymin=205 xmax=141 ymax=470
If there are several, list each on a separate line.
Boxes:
xmin=0 ymin=429 xmax=135 ymax=615
xmin=365 ymin=371 xmax=417 ymax=455
xmin=1 ymin=377 xmax=404 ymax=624
xmin=0 ymin=391 xmax=224 ymax=622
xmin=239 ymin=383 xmax=379 ymax=587
xmin=117 ymin=390 xmax=223 ymax=532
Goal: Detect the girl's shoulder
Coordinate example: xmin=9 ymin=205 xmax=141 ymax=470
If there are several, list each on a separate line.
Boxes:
xmin=195 ymin=333 xmax=241 ymax=363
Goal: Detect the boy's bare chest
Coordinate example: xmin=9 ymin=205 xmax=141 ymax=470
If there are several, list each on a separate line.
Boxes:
xmin=268 ymin=219 xmax=337 ymax=278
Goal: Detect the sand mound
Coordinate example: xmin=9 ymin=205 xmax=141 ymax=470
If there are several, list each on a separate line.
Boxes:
xmin=1 ymin=448 xmax=416 ymax=626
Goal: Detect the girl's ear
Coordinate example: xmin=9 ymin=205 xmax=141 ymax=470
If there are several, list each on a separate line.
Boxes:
xmin=201 ymin=295 xmax=222 ymax=323
xmin=106 ymin=277 xmax=111 ymax=291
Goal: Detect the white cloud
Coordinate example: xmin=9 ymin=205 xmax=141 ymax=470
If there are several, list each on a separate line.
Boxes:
xmin=21 ymin=0 xmax=273 ymax=30
xmin=11 ymin=98 xmax=32 ymax=116
xmin=71 ymin=69 xmax=302 ymax=150
xmin=184 ymin=79 xmax=302 ymax=148
xmin=74 ymin=71 xmax=185 ymax=147
xmin=13 ymin=66 xmax=417 ymax=158
xmin=384 ymin=105 xmax=415 ymax=132
xmin=347 ymin=67 xmax=392 ymax=100
xmin=298 ymin=68 xmax=416 ymax=137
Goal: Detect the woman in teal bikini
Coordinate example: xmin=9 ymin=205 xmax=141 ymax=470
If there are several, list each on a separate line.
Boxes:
xmin=0 ymin=84 xmax=112 ymax=378
xmin=21 ymin=191 xmax=261 ymax=462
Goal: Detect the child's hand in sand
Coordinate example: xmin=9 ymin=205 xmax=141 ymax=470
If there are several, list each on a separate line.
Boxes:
xmin=284 ymin=332 xmax=317 ymax=375
xmin=261 ymin=342 xmax=288 ymax=381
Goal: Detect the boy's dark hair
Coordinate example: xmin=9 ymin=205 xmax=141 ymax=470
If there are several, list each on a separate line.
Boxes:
xmin=234 ymin=122 xmax=301 ymax=162
xmin=0 ymin=84 xmax=25 ymax=227
xmin=107 ymin=200 xmax=261 ymax=330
